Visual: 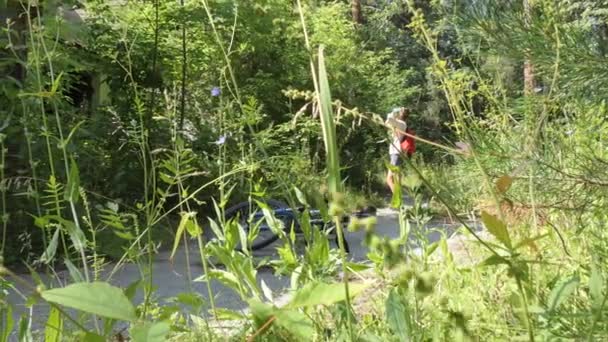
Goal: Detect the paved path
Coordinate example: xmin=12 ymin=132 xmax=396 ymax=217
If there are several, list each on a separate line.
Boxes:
xmin=4 ymin=207 xmax=462 ymax=339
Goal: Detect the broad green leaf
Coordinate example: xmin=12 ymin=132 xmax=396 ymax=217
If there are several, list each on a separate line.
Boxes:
xmin=130 ymin=322 xmax=170 ymax=342
xmin=590 ymin=259 xmax=604 ymax=309
xmin=274 ymin=308 xmax=314 ymax=341
xmin=386 ymin=289 xmax=411 ymax=342
xmin=481 ymin=211 xmax=511 ymax=249
xmin=41 ymin=282 xmax=137 ymax=321
xmin=64 ymin=159 xmax=80 ymax=203
xmin=287 ymin=281 xmax=367 ymax=309
xmin=248 ymin=300 xmax=314 ymax=341
xmin=40 ymin=229 xmax=60 ymax=264
xmin=495 ymin=175 xmax=513 ymax=194
xmin=45 ymin=306 xmax=62 ymax=342
xmin=548 ymin=275 xmax=579 ymax=312
xmin=174 ymin=292 xmax=204 ymax=310
xmin=317 ymin=46 xmax=341 ymax=195
xmin=248 ymin=299 xmax=274 ymax=326
xmin=0 ymin=304 xmax=13 ymax=342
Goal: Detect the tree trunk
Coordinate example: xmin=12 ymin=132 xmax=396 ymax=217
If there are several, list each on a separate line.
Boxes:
xmin=351 ymin=0 xmax=363 ymax=24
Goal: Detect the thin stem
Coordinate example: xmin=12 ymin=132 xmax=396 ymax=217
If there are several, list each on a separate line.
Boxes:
xmin=179 ymin=0 xmax=187 ymax=130
xmin=516 ymin=277 xmax=535 ymax=342
xmin=196 ymin=233 xmax=218 ymax=320
xmin=334 ymin=218 xmax=354 ymax=341
xmin=0 ymin=137 xmax=6 ymax=257
xmin=36 ymin=11 xmax=90 ymax=283
xmin=24 ymin=1 xmax=70 ymax=261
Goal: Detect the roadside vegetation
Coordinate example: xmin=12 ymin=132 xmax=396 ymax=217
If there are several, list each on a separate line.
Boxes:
xmin=1 ymin=0 xmax=607 ymax=341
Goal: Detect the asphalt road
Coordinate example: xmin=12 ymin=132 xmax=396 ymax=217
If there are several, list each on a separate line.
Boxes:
xmin=3 ymin=207 xmax=462 ymax=339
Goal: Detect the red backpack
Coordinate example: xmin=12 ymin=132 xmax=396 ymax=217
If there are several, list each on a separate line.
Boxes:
xmin=400 ymin=128 xmax=416 ymax=156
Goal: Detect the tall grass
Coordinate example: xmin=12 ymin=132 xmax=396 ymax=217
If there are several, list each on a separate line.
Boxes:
xmin=2 ymin=1 xmax=608 ymax=341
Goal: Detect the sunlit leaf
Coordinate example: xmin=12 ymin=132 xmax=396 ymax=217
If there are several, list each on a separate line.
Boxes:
xmin=208 ymin=218 xmax=224 ymax=240
xmin=185 ymin=217 xmax=202 ymax=237
xmin=248 ymin=299 xmax=314 ymax=340
xmin=274 ymin=308 xmax=314 ymax=340
xmin=171 ymin=212 xmax=195 ymax=260
xmin=294 ymin=187 xmax=308 ymax=206
xmin=386 ymin=289 xmax=411 ymax=341
xmin=18 ymin=315 xmax=32 ymax=342
xmin=40 ymin=229 xmax=60 ymax=264
xmin=261 ymin=279 xmax=274 ymax=303
xmin=391 ymin=177 xmax=402 ymax=209
xmin=45 ymin=306 xmax=62 ymax=342
xmin=286 ymin=281 xmax=367 ymax=309
xmin=130 ymin=322 xmax=170 ymax=342
xmin=0 ymin=304 xmax=13 ymax=342
xmin=41 ymin=282 xmax=137 ymax=321
xmin=548 ymin=275 xmax=579 ymax=312
xmin=481 ymin=211 xmax=511 ymax=249
xmin=50 ymin=72 xmax=64 ymax=95
xmin=317 ymin=45 xmax=341 ymax=195
xmin=590 ymin=259 xmax=604 ymax=309
xmin=64 ymin=159 xmax=80 ymax=203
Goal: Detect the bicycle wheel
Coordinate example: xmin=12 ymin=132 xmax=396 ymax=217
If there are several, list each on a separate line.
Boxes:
xmin=223 ymin=199 xmax=292 ymax=251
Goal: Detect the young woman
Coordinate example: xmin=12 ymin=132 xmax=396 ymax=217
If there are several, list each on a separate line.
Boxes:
xmin=385 ymin=107 xmax=409 ymax=194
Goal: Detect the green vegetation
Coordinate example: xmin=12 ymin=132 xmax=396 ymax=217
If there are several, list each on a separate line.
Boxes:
xmin=1 ymin=0 xmax=608 ymax=341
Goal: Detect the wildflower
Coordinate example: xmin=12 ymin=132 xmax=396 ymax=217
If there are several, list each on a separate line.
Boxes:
xmin=214 ymin=135 xmax=226 ymax=145
xmin=211 ymin=87 xmax=221 ymax=97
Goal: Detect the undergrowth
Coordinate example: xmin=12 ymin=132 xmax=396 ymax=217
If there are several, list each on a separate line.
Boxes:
xmin=1 ymin=1 xmax=608 ymax=341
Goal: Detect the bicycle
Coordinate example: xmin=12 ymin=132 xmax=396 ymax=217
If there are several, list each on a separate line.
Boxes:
xmin=222 ymin=199 xmax=376 ymax=252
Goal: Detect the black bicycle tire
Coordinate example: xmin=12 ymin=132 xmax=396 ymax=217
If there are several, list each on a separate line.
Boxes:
xmin=224 ymin=199 xmax=290 ymax=251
